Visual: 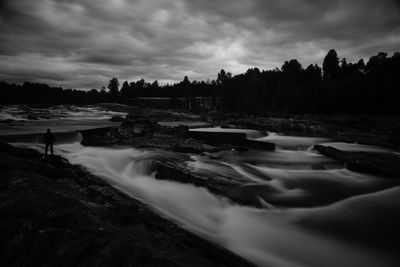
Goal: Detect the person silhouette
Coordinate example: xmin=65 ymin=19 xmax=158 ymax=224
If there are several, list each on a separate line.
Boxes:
xmin=43 ymin=128 xmax=55 ymax=156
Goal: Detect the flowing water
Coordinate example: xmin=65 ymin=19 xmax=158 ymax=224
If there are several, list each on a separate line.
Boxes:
xmin=1 ymin=105 xmax=399 ymax=267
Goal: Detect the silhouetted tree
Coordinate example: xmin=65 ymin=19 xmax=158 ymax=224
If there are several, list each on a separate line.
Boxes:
xmin=281 ymin=59 xmax=302 ymax=74
xmin=217 ymin=69 xmax=231 ymax=84
xmin=108 ymin=77 xmax=120 ymax=98
xmin=305 ymin=64 xmax=322 ymax=82
xmin=2 ymin=49 xmax=400 ymax=115
xmin=323 ymin=49 xmax=339 ymax=80
xmin=182 ymin=76 xmax=190 ymax=85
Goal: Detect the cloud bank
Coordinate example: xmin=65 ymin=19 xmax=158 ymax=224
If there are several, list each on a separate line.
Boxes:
xmin=0 ymin=0 xmax=399 ymax=89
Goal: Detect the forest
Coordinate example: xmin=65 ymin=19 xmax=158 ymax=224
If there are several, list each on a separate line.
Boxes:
xmin=1 ymin=49 xmax=399 ymax=115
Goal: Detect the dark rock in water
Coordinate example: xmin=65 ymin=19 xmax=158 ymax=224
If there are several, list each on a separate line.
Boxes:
xmin=189 ymin=131 xmax=247 ymax=145
xmin=155 ymin=160 xmax=237 ymax=193
xmin=109 ymin=116 xmax=125 ymax=122
xmin=313 ymin=144 xmax=400 ymax=178
xmin=156 ymin=125 xmax=189 ymax=138
xmin=224 ymin=119 xmax=266 ymax=130
xmin=309 ymin=125 xmax=329 ymax=135
xmin=245 ymin=140 xmax=275 ymax=151
xmin=79 ymin=127 xmax=119 ymax=146
xmin=390 ymin=125 xmax=400 ymax=145
xmin=120 ymin=117 xmax=157 ymax=138
xmin=80 ymin=127 xmax=114 ymax=136
xmin=118 ymin=124 xmax=153 ymax=138
xmin=189 ymin=130 xmax=275 ymax=151
xmin=0 ymin=119 xmax=15 ymax=123
xmin=153 ymin=152 xmax=252 ymax=198
xmin=174 ymin=138 xmax=223 ymax=154
xmin=123 ymin=115 xmax=156 ymax=126
xmin=174 ymin=140 xmax=202 ymax=153
xmin=80 ymin=134 xmax=118 ymax=146
xmin=173 ymin=125 xmax=190 ymax=137
xmin=0 ymin=142 xmax=255 ymax=267
xmin=27 ymin=115 xmax=39 ymax=120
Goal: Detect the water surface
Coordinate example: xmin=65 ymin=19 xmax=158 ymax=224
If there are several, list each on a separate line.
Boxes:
xmin=2 ymin=105 xmax=399 ymax=267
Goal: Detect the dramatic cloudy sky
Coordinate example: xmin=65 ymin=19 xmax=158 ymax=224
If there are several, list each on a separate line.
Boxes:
xmin=1 ymin=0 xmax=399 ymax=89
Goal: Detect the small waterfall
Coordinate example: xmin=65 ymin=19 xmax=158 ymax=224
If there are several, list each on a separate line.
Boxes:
xmin=51 ymin=143 xmax=398 ymax=267
xmin=3 ymin=105 xmax=397 ymax=267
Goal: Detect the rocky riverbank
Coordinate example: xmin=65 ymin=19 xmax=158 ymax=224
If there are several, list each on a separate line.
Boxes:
xmin=0 ymin=142 xmax=255 ymax=267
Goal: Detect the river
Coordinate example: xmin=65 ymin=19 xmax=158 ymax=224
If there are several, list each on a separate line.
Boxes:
xmin=1 ymin=105 xmax=399 ymax=267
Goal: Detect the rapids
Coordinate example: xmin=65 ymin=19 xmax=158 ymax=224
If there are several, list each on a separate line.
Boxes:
xmin=0 ymin=105 xmax=125 ymax=143
xmin=2 ymin=105 xmax=399 ymax=267
xmin=16 ymin=141 xmax=398 ymax=267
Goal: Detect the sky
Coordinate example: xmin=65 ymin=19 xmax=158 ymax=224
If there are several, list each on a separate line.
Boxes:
xmin=0 ymin=0 xmax=399 ymax=89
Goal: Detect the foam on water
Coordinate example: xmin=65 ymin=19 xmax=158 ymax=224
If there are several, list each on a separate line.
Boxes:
xmin=320 ymin=142 xmax=395 ymax=153
xmin=4 ymin=105 xmax=398 ymax=267
xmin=42 ymin=143 xmax=397 ymax=267
xmin=0 ymin=104 xmax=126 ymax=121
xmin=255 ymin=133 xmax=329 ymax=150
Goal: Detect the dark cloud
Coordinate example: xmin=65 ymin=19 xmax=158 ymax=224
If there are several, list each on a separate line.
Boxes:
xmin=0 ymin=0 xmax=399 ymax=89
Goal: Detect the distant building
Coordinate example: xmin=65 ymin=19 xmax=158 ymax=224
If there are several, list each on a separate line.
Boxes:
xmin=127 ymin=97 xmax=220 ymax=112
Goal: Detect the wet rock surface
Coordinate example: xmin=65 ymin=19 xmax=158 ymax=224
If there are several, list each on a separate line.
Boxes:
xmin=153 ymin=154 xmax=250 ymax=199
xmin=0 ymin=142 xmax=255 ymax=267
xmin=77 ymin=107 xmax=400 ymax=207
xmin=314 ymin=144 xmax=400 ymax=178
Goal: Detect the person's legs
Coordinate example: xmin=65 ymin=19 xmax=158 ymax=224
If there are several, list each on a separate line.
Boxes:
xmin=45 ymin=143 xmax=49 ymax=155
xmin=50 ymin=143 xmax=53 ymax=155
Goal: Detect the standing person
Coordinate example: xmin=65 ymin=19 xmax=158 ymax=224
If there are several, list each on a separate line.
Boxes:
xmin=43 ymin=128 xmax=55 ymax=156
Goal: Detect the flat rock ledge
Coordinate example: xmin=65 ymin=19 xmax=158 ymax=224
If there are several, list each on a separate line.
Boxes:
xmin=313 ymin=144 xmax=400 ymax=178
xmin=0 ymin=142 xmax=255 ymax=267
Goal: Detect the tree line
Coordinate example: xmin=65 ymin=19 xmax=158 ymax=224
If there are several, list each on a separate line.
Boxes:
xmin=1 ymin=49 xmax=399 ymax=115
xmin=219 ymin=50 xmax=400 ymax=115
xmin=0 ymin=82 xmax=111 ymax=104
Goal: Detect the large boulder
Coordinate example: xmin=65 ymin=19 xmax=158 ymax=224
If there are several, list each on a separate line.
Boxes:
xmin=109 ymin=116 xmax=125 ymax=122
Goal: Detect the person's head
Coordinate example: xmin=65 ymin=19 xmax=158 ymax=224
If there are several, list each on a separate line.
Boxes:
xmin=47 ymin=128 xmax=51 ymax=133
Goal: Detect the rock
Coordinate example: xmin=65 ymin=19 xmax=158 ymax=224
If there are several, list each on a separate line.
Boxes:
xmin=79 ymin=127 xmax=119 ymax=146
xmin=227 ymin=120 xmax=267 ymax=130
xmin=390 ymin=126 xmax=400 ymax=145
xmin=245 ymin=140 xmax=275 ymax=151
xmin=313 ymin=144 xmax=400 ymax=178
xmin=202 ymin=152 xmax=223 ymax=159
xmin=80 ymin=127 xmax=114 ymax=137
xmin=189 ymin=131 xmax=247 ymax=145
xmin=123 ymin=115 xmax=156 ymax=126
xmin=153 ymin=152 xmax=252 ymax=198
xmin=27 ymin=115 xmax=39 ymax=120
xmin=171 ymin=125 xmax=189 ymax=137
xmin=310 ymin=125 xmax=329 ymax=135
xmin=174 ymin=140 xmax=202 ymax=153
xmin=0 ymin=119 xmax=15 ymax=123
xmin=120 ymin=117 xmax=157 ymax=138
xmin=109 ymin=116 xmax=125 ymax=122
xmin=0 ymin=142 xmax=255 ymax=267
xmin=173 ymin=138 xmax=223 ymax=154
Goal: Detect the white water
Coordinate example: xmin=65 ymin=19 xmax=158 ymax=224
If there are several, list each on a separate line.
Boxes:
xmin=320 ymin=142 xmax=395 ymax=153
xmin=0 ymin=105 xmax=125 ymax=136
xmin=255 ymin=132 xmax=329 ymax=150
xmin=0 ymin=104 xmax=126 ymax=121
xmin=45 ymin=142 xmax=396 ymax=267
xmin=3 ymin=105 xmax=399 ymax=267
